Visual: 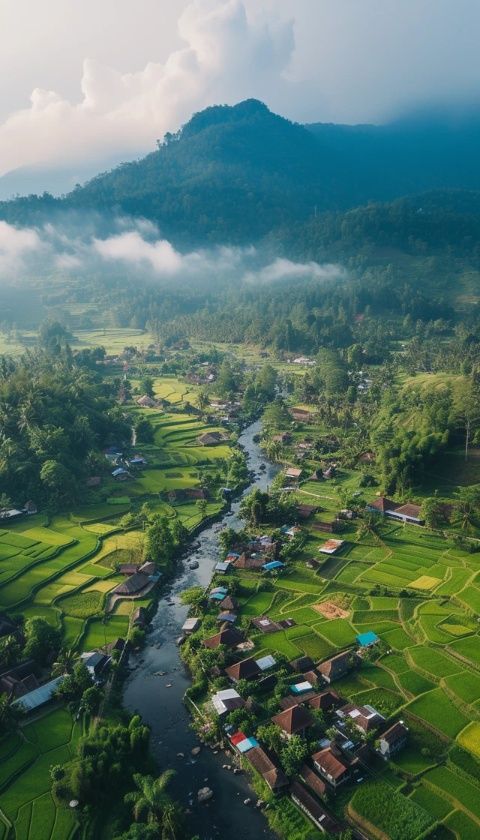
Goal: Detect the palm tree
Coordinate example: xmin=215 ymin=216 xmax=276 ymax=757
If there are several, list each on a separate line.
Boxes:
xmin=125 ymin=770 xmax=177 ymax=835
xmin=453 ymin=486 xmax=480 ymax=532
xmin=52 ymin=648 xmax=77 ymax=676
xmin=356 ymin=509 xmax=382 ymax=543
xmin=0 ymin=633 xmax=20 ymax=668
xmin=196 ymin=389 xmax=209 ymax=414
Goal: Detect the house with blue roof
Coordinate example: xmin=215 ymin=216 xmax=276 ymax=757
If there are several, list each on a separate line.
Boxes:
xmin=356 ymin=631 xmax=379 ymax=648
xmin=263 ymin=560 xmax=284 ymax=572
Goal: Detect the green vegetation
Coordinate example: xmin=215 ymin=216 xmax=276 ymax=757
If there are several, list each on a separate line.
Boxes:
xmin=349 ymin=781 xmax=434 ymax=840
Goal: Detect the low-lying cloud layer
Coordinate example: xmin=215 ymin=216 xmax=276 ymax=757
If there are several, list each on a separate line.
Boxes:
xmin=0 ymin=217 xmax=346 ymax=287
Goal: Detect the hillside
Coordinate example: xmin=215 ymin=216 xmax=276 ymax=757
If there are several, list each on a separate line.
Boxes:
xmin=1 ymin=100 xmax=480 ymax=244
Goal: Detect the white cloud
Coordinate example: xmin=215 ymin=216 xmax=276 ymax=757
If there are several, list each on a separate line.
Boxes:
xmin=0 ymin=217 xmax=345 ymax=288
xmin=245 ymin=257 xmax=346 ymax=283
xmin=0 ymin=220 xmax=42 ymax=272
xmin=0 ymin=0 xmax=294 ymax=179
xmin=94 ymin=231 xmax=183 ymax=274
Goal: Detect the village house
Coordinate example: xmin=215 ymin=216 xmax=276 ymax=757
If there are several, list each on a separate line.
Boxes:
xmin=112 ymin=467 xmax=131 ymax=481
xmin=278 ymin=690 xmax=317 ymax=710
xmin=271 ymin=704 xmax=314 ymax=739
xmin=113 ymin=572 xmax=150 ymax=597
xmin=232 ymin=553 xmax=265 ymax=570
xmin=247 ymin=746 xmax=289 ymax=793
xmin=219 ymin=595 xmax=238 ymax=611
xmin=299 ymin=764 xmax=327 ymax=799
xmin=312 ymin=747 xmax=350 ymax=789
xmin=376 ymin=721 xmax=408 ymax=758
xmin=285 ymin=466 xmax=303 ymax=481
xmin=12 ymin=676 xmax=64 ymax=714
xmin=181 ymin=617 xmax=201 ymax=634
xmin=225 ymin=657 xmax=261 ymax=682
xmin=356 ymin=631 xmax=379 ymax=648
xmin=318 ymin=539 xmax=345 ymax=555
xmin=202 ymin=627 xmax=244 ymax=649
xmin=119 ymin=563 xmax=139 ymax=575
xmin=129 ymin=455 xmax=147 ymax=468
xmin=367 ymin=497 xmax=424 ymax=525
xmin=296 ymin=504 xmax=318 ymax=520
xmin=211 ymin=688 xmax=245 ymax=715
xmin=217 ymin=610 xmax=237 ymax=624
xmin=23 ymin=500 xmax=38 ymax=515
xmin=197 ymin=431 xmax=227 ymax=446
xmin=252 ymin=615 xmax=296 ymax=633
xmin=138 ymin=561 xmax=157 ymax=576
xmin=214 ymin=561 xmax=230 ymax=574
xmin=290 ymin=781 xmax=342 ymax=834
xmin=0 ymin=660 xmax=39 ymax=699
xmin=336 ymin=702 xmax=384 ymax=735
xmin=0 ymin=508 xmax=24 ymax=521
xmin=80 ymin=651 xmax=110 ymax=681
xmin=290 ymin=408 xmax=315 ymax=423
xmin=308 ymin=689 xmax=343 ymax=712
xmin=318 ymin=650 xmax=355 ymax=683
xmin=289 ymin=654 xmax=314 ymax=674
xmin=136 ymin=394 xmax=157 ymax=408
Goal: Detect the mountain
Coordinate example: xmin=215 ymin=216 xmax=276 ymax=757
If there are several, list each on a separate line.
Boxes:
xmin=1 ymin=99 xmax=480 ymax=244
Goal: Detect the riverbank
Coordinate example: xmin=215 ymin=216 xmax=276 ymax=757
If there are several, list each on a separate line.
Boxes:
xmin=123 ymin=420 xmax=279 ymax=840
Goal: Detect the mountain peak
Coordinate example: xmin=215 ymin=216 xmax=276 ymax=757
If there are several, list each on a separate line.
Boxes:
xmin=179 ymin=99 xmax=272 ymax=139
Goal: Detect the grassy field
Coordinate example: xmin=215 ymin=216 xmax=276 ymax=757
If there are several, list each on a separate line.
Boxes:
xmin=0 ymin=709 xmax=79 ymax=840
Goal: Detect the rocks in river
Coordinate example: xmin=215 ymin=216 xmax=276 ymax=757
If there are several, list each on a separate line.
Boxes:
xmin=233 ymin=768 xmax=241 ymax=775
xmin=243 ymin=798 xmax=251 ymax=806
xmin=191 ymin=746 xmax=201 ymax=756
xmin=197 ymin=786 xmax=214 ymax=803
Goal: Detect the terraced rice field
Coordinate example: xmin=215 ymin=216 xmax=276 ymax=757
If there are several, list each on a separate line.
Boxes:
xmin=0 ymin=400 xmax=234 ymax=654
xmin=0 ymin=709 xmax=79 ymax=840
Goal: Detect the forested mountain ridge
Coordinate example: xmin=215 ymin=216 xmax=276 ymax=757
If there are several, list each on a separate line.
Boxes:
xmin=2 ymin=99 xmax=480 ymax=244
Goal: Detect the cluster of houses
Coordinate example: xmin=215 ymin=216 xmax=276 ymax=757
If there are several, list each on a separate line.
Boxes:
xmin=103 ymin=446 xmax=148 ymax=483
xmin=0 ymin=500 xmax=38 ymax=521
xmin=0 ymin=614 xmax=129 ymax=715
xmin=206 ymin=535 xmax=282 ymax=577
xmin=284 ymin=464 xmax=337 ymax=485
xmin=190 ymin=572 xmax=408 ymax=832
xmin=205 ymin=633 xmax=408 ymax=834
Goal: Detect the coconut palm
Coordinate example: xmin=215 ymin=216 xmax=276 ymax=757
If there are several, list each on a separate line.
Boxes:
xmin=52 ymin=648 xmax=78 ymax=676
xmin=125 ymin=770 xmax=177 ymax=835
xmin=356 ymin=509 xmax=382 ymax=543
xmin=452 ymin=485 xmax=480 ymax=532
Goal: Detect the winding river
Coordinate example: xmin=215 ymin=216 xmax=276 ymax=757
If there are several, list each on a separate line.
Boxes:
xmin=123 ymin=420 xmax=279 ymax=839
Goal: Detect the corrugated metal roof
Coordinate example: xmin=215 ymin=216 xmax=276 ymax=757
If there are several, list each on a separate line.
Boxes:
xmin=12 ymin=676 xmax=63 ymax=711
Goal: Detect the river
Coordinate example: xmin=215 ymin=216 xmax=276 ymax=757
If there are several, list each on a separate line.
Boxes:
xmin=123 ymin=419 xmax=279 ymax=840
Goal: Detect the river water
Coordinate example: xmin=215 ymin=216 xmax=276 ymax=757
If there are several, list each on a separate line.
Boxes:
xmin=123 ymin=420 xmax=279 ymax=840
